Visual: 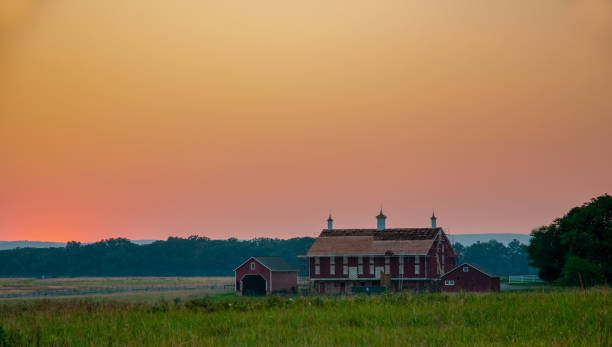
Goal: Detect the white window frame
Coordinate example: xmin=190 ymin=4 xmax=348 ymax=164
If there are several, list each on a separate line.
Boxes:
xmin=444 ymin=280 xmax=455 ymax=286
xmin=343 ymin=256 xmax=348 ymax=275
xmin=399 ymin=256 xmax=404 ymax=275
xmin=463 ymin=266 xmax=469 ymax=272
xmin=250 ymin=262 xmax=255 ymax=271
xmin=384 ymin=257 xmax=390 ymax=274
xmin=314 ymin=257 xmax=320 ymax=275
xmin=330 ymin=257 xmax=335 ymax=275
xmin=369 ymin=265 xmax=374 ymax=275
xmin=357 ymin=256 xmax=363 ymax=274
xmin=414 ymin=256 xmax=420 ymax=275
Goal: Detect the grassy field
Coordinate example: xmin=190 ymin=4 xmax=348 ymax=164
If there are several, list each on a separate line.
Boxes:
xmin=0 ymin=277 xmax=234 ymax=300
xmin=0 ymin=288 xmax=609 ymax=346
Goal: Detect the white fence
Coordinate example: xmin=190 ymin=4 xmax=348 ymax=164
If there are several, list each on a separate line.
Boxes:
xmin=508 ymin=275 xmax=544 ymax=284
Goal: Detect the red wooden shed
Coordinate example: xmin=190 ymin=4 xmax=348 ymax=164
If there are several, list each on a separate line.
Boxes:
xmin=440 ymin=263 xmax=500 ymax=292
xmin=234 ymin=256 xmax=297 ymax=296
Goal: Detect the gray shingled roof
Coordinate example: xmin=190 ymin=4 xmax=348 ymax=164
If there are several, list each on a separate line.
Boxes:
xmin=253 ymin=256 xmax=297 ymax=271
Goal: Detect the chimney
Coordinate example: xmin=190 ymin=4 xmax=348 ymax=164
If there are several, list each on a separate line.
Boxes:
xmin=431 ymin=211 xmax=437 ymax=229
xmin=376 ymin=209 xmax=387 ymax=231
xmin=327 ymin=213 xmax=333 ymax=230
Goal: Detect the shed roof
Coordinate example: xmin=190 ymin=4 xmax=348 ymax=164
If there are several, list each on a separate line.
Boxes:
xmin=306 ymin=228 xmax=441 ymax=256
xmin=252 ymin=256 xmax=297 ymax=271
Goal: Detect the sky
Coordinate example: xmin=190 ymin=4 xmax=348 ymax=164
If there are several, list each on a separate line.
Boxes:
xmin=1 ymin=0 xmax=611 ymax=242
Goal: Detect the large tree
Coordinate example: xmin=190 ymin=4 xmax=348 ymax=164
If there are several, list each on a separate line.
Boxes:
xmin=527 ymin=194 xmax=612 ymax=285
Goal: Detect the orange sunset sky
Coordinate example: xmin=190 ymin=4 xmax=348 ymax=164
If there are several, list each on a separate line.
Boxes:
xmin=1 ymin=0 xmax=611 ymax=242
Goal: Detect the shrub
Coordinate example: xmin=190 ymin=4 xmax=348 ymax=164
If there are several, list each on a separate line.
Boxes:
xmin=560 ymin=256 xmax=605 ymax=287
xmin=0 ymin=324 xmax=7 ymax=347
xmin=539 ymin=267 xmax=562 ymax=283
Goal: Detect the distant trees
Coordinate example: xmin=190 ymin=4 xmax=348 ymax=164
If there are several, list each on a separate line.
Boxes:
xmin=0 ymin=236 xmax=539 ymax=278
xmin=453 ymin=239 xmax=536 ymax=276
xmin=528 ymin=194 xmax=612 ymax=286
xmin=0 ymin=237 xmax=315 ymax=277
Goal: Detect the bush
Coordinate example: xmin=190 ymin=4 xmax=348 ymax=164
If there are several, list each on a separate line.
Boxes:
xmin=0 ymin=324 xmax=7 ymax=347
xmin=538 ymin=267 xmax=562 ymax=283
xmin=560 ymin=256 xmax=605 ymax=287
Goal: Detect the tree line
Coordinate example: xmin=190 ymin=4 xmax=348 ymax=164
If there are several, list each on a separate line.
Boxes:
xmin=0 ymin=235 xmax=535 ymax=277
xmin=528 ymin=194 xmax=611 ymax=286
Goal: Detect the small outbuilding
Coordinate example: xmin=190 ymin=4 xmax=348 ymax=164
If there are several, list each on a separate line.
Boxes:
xmin=234 ymin=256 xmax=298 ymax=296
xmin=440 ymin=263 xmax=500 ymax=292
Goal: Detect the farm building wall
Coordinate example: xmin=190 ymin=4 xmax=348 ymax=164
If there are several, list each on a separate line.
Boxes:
xmin=309 ymin=255 xmax=432 ymax=280
xmin=235 ymin=259 xmax=272 ymax=294
xmin=441 ymin=264 xmax=500 ymax=293
xmin=270 ymin=271 xmax=298 ymax=293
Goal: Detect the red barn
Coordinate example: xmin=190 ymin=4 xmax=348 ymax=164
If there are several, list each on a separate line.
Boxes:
xmin=234 ymin=256 xmax=297 ymax=296
xmin=305 ymin=210 xmax=456 ymax=294
xmin=440 ymin=263 xmax=500 ymax=292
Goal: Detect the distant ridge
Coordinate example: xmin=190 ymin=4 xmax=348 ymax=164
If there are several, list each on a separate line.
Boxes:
xmin=0 ymin=240 xmax=159 ymax=251
xmin=448 ymin=233 xmax=531 ymax=246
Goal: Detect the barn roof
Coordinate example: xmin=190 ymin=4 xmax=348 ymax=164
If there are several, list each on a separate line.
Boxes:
xmin=306 ymin=228 xmax=442 ymax=256
xmin=252 ymin=256 xmax=297 ymax=271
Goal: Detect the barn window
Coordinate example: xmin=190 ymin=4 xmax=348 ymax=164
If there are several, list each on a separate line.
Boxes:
xmin=343 ymin=257 xmax=348 ymax=275
xmin=250 ymin=262 xmax=255 ymax=271
xmin=315 ymin=257 xmax=320 ymax=275
xmin=415 ymin=256 xmax=420 ymax=275
xmin=444 ymin=280 xmax=455 ymax=286
xmin=384 ymin=257 xmax=390 ymax=274
xmin=358 ymin=256 xmax=363 ymax=275
xmin=463 ymin=266 xmax=469 ymax=272
xmin=330 ymin=257 xmax=335 ymax=275
xmin=399 ymin=256 xmax=404 ymax=275
xmin=369 ymin=265 xmax=374 ymax=275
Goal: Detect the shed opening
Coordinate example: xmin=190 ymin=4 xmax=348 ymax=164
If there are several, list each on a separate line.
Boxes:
xmin=242 ymin=274 xmax=266 ymax=296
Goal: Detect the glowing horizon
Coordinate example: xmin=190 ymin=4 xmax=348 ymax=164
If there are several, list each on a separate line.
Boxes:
xmin=1 ymin=0 xmax=611 ymax=242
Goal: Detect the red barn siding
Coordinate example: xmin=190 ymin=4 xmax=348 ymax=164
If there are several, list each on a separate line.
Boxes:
xmin=271 ymin=271 xmax=298 ymax=293
xmin=441 ymin=264 xmax=500 ymax=292
xmin=235 ymin=259 xmax=271 ymax=294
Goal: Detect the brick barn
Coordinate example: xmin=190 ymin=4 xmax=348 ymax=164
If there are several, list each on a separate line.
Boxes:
xmin=234 ymin=256 xmax=298 ymax=296
xmin=440 ymin=263 xmax=500 ymax=292
xmin=305 ymin=210 xmax=456 ymax=294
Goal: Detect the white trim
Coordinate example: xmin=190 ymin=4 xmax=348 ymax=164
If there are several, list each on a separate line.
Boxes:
xmin=233 ymin=256 xmax=297 ymax=273
xmin=234 ymin=256 xmax=258 ymax=272
xmin=234 ymin=257 xmax=273 ymax=272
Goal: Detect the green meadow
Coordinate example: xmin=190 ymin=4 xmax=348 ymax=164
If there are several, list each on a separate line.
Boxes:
xmin=0 ymin=289 xmax=609 ymax=346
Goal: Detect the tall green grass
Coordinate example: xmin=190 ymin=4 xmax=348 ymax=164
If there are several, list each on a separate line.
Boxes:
xmin=0 ymin=289 xmax=609 ymax=346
